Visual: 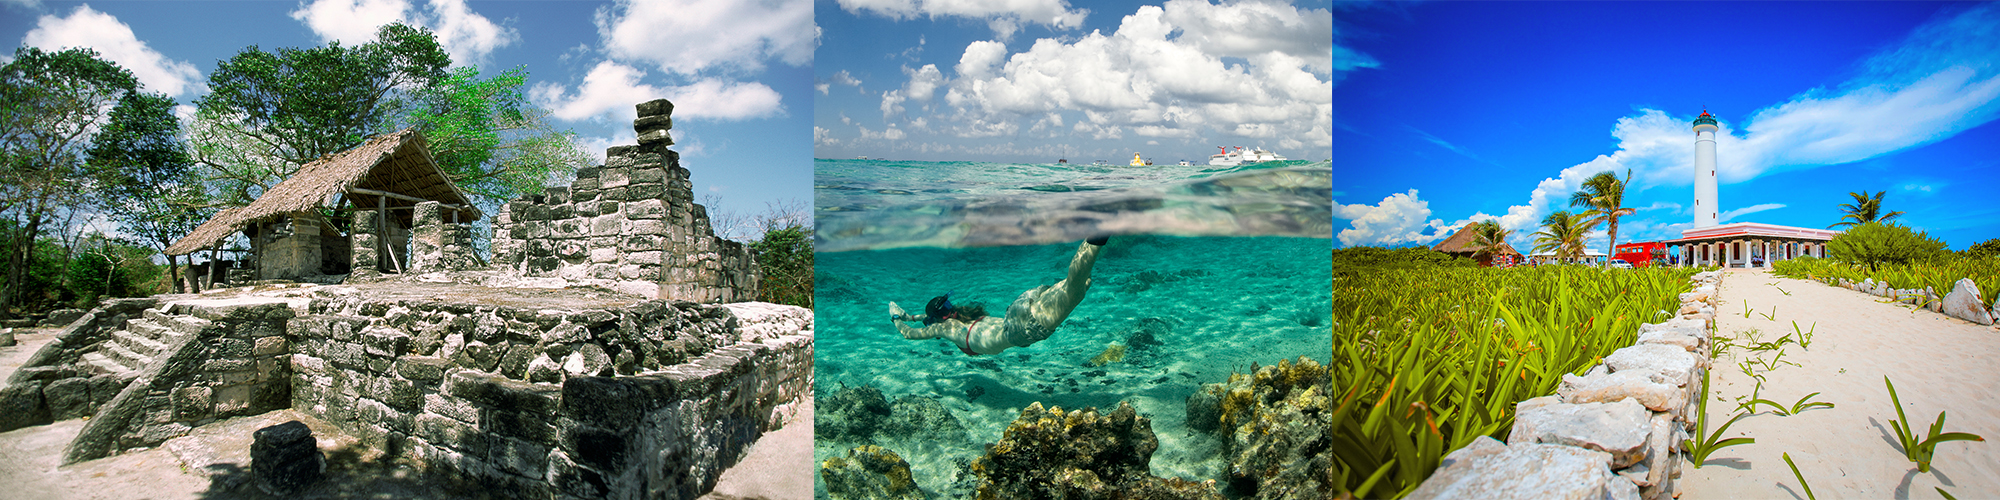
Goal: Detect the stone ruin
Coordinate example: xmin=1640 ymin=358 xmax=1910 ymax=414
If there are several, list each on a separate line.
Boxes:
xmin=489 ymin=99 xmax=758 ymax=303
xmin=0 ymin=99 xmax=811 ymax=499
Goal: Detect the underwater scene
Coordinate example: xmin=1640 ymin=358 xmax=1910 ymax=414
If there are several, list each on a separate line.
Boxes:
xmin=813 ymin=158 xmax=1335 ymax=499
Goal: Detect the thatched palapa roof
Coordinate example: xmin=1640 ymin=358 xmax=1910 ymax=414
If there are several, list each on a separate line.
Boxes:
xmin=1432 ymin=223 xmax=1522 ymax=256
xmin=165 ymin=129 xmax=479 ymax=255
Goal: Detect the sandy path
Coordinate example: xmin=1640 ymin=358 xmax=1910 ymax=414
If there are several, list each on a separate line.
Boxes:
xmin=1678 ymin=269 xmax=2000 ymax=499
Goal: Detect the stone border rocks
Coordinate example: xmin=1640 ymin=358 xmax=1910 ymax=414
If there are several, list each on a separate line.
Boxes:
xmin=1830 ymin=276 xmax=1997 ymax=326
xmin=1409 ymin=270 xmax=1722 ymax=500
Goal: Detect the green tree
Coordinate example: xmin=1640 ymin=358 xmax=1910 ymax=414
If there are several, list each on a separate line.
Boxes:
xmin=0 ymin=47 xmax=139 ymax=315
xmin=751 ymin=223 xmax=812 ymax=308
xmin=1826 ymin=222 xmax=1946 ymax=272
xmin=1829 ymin=190 xmax=1905 ymax=229
xmin=87 ymin=91 xmax=207 ymax=292
xmin=1570 ymin=169 xmax=1636 ymax=268
xmin=195 ymin=23 xmax=450 ymax=202
xmin=1531 ymin=210 xmax=1597 ymax=263
xmin=405 ymin=66 xmax=585 ymax=200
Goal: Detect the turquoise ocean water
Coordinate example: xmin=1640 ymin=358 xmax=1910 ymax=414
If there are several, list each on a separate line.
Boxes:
xmin=813 ymin=159 xmax=1333 ymax=497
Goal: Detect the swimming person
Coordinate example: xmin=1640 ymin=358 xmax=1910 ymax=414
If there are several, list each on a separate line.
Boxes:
xmin=889 ymin=237 xmax=1106 ymax=356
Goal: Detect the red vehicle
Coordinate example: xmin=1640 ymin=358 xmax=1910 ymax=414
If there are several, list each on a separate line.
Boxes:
xmin=1614 ymin=241 xmax=1667 ymax=268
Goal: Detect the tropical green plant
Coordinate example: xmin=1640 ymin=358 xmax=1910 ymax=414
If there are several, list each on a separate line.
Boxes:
xmin=1331 ymin=246 xmax=1477 ymax=271
xmin=1791 ymin=321 xmax=1816 ymax=349
xmin=1884 ymin=377 xmax=1985 ymax=473
xmin=1829 ymin=190 xmax=1905 ymax=229
xmin=1743 ymin=388 xmax=1834 ymax=417
xmin=1758 ymin=305 xmax=1777 ymax=321
xmin=1684 ymin=369 xmax=1756 ymax=468
xmin=1466 ymin=220 xmax=1512 ymax=263
xmin=1330 ymin=263 xmax=1693 ymax=496
xmin=1774 ymin=255 xmax=2000 ymax=310
xmin=1570 ymin=169 xmax=1635 ymax=268
xmin=1939 ymin=487 xmax=1961 ymax=500
xmin=1783 ymin=452 xmax=1817 ymax=500
xmin=1964 ymin=238 xmax=2000 ymax=259
xmin=1825 ymin=222 xmax=1948 ymax=273
xmin=750 ymin=217 xmax=812 ymax=308
xmin=1531 ymin=210 xmax=1596 ymax=263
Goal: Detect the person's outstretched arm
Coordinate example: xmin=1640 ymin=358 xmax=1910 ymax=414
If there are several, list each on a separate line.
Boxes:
xmin=889 ymin=301 xmax=955 ymax=340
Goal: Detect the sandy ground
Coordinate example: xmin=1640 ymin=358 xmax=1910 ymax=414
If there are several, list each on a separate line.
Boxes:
xmin=1678 ymin=269 xmax=2000 ymax=499
xmin=0 ymin=327 xmax=813 ymax=500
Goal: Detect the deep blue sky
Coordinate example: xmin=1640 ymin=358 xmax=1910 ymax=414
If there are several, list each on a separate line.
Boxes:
xmin=1 ymin=0 xmax=812 ymax=239
xmin=1331 ymin=2 xmax=2000 ymax=250
xmin=813 ymin=0 xmax=1333 ymax=163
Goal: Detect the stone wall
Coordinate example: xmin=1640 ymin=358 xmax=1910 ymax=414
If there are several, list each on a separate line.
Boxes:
xmin=491 ymin=99 xmax=758 ymax=303
xmin=1410 ymin=271 xmax=1721 ymax=500
xmin=255 ymin=213 xmax=349 ymax=280
xmin=1 ymin=299 xmax=157 ymax=432
xmin=285 ymin=293 xmax=811 ymax=498
xmin=1834 ymin=276 xmax=1998 ymax=325
xmin=410 ymin=201 xmax=482 ymax=273
xmin=351 ymin=208 xmax=412 ymax=278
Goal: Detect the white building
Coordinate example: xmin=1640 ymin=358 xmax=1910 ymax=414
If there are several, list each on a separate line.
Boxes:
xmin=1665 ymin=110 xmax=1839 ymax=267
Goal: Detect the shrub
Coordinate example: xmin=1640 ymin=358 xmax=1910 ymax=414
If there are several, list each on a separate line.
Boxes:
xmin=751 ymin=223 xmax=812 ymax=308
xmin=1332 ymin=246 xmax=1476 ymax=273
xmin=1826 ymin=222 xmax=1946 ymax=272
xmin=1964 ymin=238 xmax=2000 ymax=259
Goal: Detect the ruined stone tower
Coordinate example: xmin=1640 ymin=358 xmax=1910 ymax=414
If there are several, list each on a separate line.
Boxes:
xmin=491 ymin=99 xmax=759 ymax=302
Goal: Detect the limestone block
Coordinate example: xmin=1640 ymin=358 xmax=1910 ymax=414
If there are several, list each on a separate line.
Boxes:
xmin=634 ymin=114 xmax=671 ymax=133
xmin=362 ymin=326 xmax=412 ymax=358
xmin=636 ymin=98 xmax=674 ymax=118
xmin=396 ymin=356 xmax=448 ymax=381
xmin=1509 ymin=398 xmax=1651 ymax=468
xmin=417 ymin=413 xmax=489 ymax=459
xmin=625 ymin=199 xmax=664 ymax=219
xmin=1640 ymin=318 xmax=1707 ymax=335
xmin=1636 ymin=412 xmax=1678 ymax=499
xmin=601 ymin=168 xmax=630 ymax=189
xmin=562 ymin=344 xmax=612 ymax=377
xmin=291 ymin=354 xmax=328 ymax=375
xmin=554 ymin=220 xmax=587 ymax=239
xmin=591 ymin=214 xmax=623 ymax=237
xmin=630 ymin=167 xmax=665 ymax=185
xmin=1942 ymin=278 xmax=1994 ymax=325
xmin=589 ymin=247 xmax=618 ymax=264
xmin=625 ymin=219 xmax=666 ymax=236
xmin=216 ymin=385 xmax=252 ymax=414
xmin=255 ymin=336 xmax=289 ymax=356
xmin=528 ymin=355 xmax=564 ymax=384
xmin=1636 ymin=328 xmax=1701 ymax=352
xmin=1605 ymin=344 xmax=1701 ymax=387
xmin=627 ymin=183 xmax=665 ymax=200
xmin=556 ymin=240 xmax=587 ymax=260
xmin=1559 ymin=371 xmax=1687 ymax=415
xmin=1405 ymin=436 xmax=1621 ymax=500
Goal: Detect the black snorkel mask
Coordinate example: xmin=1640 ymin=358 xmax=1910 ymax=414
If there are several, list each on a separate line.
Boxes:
xmin=923 ymin=292 xmax=955 ymax=326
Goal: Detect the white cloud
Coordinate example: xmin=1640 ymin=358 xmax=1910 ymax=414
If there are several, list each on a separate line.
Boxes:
xmin=835 ymin=0 xmax=1089 ymax=37
xmin=533 ymin=61 xmax=663 ymax=122
xmin=595 ymin=0 xmax=814 ymax=75
xmin=824 ymin=69 xmax=864 ymax=95
xmin=22 ymin=6 xmax=203 ymax=96
xmin=1335 ymin=189 xmax=1451 ymax=247
xmin=814 ymin=126 xmax=841 ymax=147
xmin=290 ymin=0 xmax=517 ymax=67
xmin=908 ymin=2 xmax=1331 ymax=152
xmin=1159 ymin=0 xmax=1340 ymax=74
xmin=664 ymin=78 xmax=784 ymax=120
xmin=1719 ymin=203 xmax=1786 ymax=223
xmin=859 ymin=124 xmax=906 ymax=140
xmin=533 ymin=62 xmax=783 ymax=122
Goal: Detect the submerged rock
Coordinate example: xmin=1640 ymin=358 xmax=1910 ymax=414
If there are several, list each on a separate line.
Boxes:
xmin=821 ymin=384 xmax=893 ymax=442
xmin=1192 ymin=356 xmax=1334 ymax=499
xmin=972 ymin=401 xmax=1222 ymax=500
xmin=822 ymin=445 xmax=928 ymax=500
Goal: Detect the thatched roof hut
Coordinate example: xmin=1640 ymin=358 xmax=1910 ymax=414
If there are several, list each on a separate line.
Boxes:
xmin=165 ymin=129 xmax=479 ymax=256
xmin=1433 ymin=223 xmax=1522 ymax=266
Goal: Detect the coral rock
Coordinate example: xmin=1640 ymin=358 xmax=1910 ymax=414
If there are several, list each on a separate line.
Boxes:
xmin=822 ymin=445 xmax=928 ymax=500
xmin=973 ymin=401 xmax=1222 ymax=500
xmin=1196 ymin=356 xmax=1334 ymax=499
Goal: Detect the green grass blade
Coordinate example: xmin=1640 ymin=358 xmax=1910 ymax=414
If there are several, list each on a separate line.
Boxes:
xmin=1783 ymin=452 xmax=1816 ymax=500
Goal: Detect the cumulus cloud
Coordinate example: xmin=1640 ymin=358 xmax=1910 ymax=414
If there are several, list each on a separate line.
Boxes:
xmin=1335 ymin=189 xmax=1453 ymax=247
xmin=595 ymin=0 xmax=813 ymax=75
xmin=835 ymin=0 xmax=1089 ymax=37
xmin=821 ymin=70 xmax=864 ymax=95
xmin=290 ymin=0 xmax=518 ymax=67
xmin=533 ymin=62 xmax=784 ymax=122
xmin=22 ymin=6 xmax=203 ymax=96
xmin=895 ymin=1 xmax=1334 ymax=151
xmin=1403 ymin=2 xmax=2000 ymax=248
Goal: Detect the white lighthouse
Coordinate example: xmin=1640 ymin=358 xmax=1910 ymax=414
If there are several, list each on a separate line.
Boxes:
xmin=1692 ymin=110 xmax=1720 ymax=227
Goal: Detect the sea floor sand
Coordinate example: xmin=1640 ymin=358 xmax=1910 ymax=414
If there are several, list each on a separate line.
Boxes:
xmin=1678 ymin=268 xmax=2000 ymax=499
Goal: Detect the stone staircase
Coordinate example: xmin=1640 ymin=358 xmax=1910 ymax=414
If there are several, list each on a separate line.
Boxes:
xmin=79 ymin=308 xmax=208 ymax=376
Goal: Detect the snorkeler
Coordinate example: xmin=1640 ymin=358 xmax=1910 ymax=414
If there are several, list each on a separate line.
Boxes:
xmin=889 ymin=237 xmax=1106 ymax=356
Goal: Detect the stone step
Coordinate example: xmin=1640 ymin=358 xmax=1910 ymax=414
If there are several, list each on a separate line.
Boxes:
xmin=143 ymin=307 xmax=171 ymax=323
xmin=167 ymin=315 xmax=212 ymax=336
xmin=113 ymin=329 xmax=167 ymax=358
xmin=81 ymin=351 xmax=133 ymax=376
xmin=102 ymin=341 xmax=152 ymax=371
xmin=127 ymin=319 xmax=174 ymax=342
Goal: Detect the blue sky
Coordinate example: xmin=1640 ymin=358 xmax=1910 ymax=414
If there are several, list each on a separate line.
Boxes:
xmin=812 ymin=0 xmax=1333 ymax=163
xmin=1331 ymin=2 xmax=2000 ymax=251
xmin=0 ymin=0 xmax=812 ymax=239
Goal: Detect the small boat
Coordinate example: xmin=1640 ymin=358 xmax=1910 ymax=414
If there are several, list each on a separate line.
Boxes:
xmin=1057 ymin=159 xmax=1068 ymax=164
xmin=855 ymin=156 xmax=870 ymax=160
xmin=1176 ymin=159 xmax=1192 ymax=166
xmin=1208 ymin=146 xmax=1289 ymax=166
xmin=1129 ymin=153 xmax=1152 ymax=166
xmin=1091 ymin=159 xmax=1108 ymax=166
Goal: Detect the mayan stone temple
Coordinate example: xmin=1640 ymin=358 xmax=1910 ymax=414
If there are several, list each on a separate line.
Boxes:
xmin=0 ymin=99 xmax=812 ymax=499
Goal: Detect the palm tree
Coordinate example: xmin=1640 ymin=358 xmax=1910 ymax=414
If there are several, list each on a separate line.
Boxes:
xmin=1532 ymin=210 xmax=1597 ymax=263
xmin=1468 ymin=220 xmax=1512 ymax=263
xmin=1829 ymin=190 xmax=1905 ymax=228
xmin=1569 ymin=169 xmax=1636 ymax=268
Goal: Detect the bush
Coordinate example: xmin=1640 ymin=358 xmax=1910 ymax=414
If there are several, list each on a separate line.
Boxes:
xmin=1332 ymin=246 xmax=1476 ymax=273
xmin=1964 ymin=238 xmax=2000 ymax=259
xmin=1826 ymin=222 xmax=1946 ymax=272
xmin=751 ymin=223 xmax=812 ymax=308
